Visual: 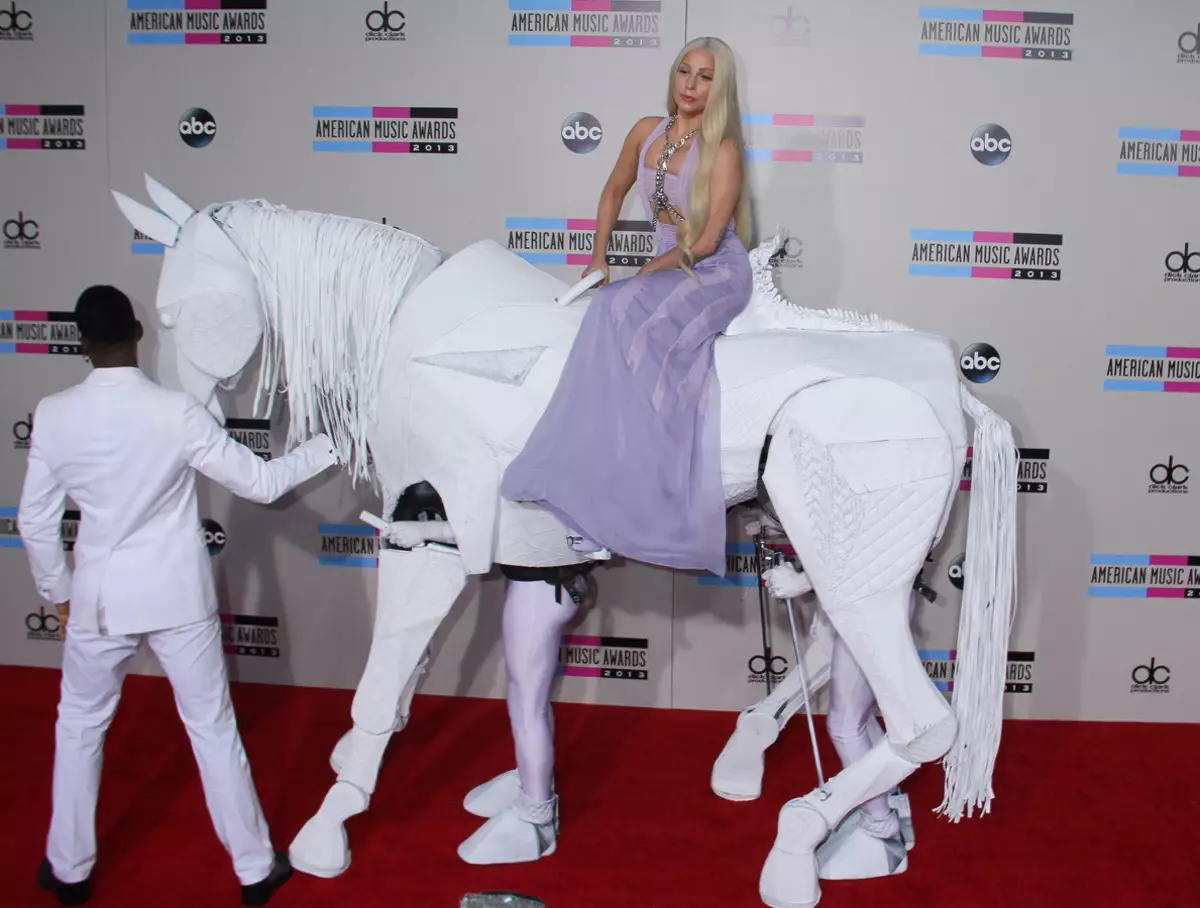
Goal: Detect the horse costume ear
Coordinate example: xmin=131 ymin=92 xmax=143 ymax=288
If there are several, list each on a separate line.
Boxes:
xmin=143 ymin=174 xmax=196 ymax=227
xmin=112 ymin=189 xmax=180 ymax=248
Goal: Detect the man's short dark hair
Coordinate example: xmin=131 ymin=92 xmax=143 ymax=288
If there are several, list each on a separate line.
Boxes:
xmin=74 ymin=285 xmax=139 ymax=346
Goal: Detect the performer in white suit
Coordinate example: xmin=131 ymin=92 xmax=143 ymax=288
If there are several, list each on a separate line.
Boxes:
xmin=18 ymin=286 xmax=340 ymax=906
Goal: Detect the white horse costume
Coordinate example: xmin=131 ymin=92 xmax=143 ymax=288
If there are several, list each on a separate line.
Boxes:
xmin=113 ymin=176 xmax=1018 ymax=908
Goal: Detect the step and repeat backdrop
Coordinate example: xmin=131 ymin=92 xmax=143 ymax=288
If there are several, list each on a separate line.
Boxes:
xmin=2 ymin=1 xmax=1196 ymax=724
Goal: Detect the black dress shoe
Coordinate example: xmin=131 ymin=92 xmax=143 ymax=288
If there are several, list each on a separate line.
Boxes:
xmin=37 ymin=858 xmax=91 ymax=906
xmin=241 ymin=851 xmax=293 ymax=907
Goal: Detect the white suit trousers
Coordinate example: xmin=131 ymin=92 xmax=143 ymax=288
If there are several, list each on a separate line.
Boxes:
xmin=47 ymin=614 xmax=274 ymax=886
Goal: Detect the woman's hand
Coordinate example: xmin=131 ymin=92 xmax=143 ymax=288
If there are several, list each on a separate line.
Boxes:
xmin=637 ymin=249 xmax=679 ymax=276
xmin=582 ymin=258 xmax=610 ymax=286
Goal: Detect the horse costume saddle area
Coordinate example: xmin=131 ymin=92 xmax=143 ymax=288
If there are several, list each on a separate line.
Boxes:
xmin=373 ymin=233 xmax=969 ymax=577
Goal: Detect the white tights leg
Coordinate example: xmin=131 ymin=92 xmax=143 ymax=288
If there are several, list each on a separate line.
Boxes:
xmin=825 ymin=592 xmax=917 ymax=824
xmin=503 ymin=580 xmax=579 ymax=802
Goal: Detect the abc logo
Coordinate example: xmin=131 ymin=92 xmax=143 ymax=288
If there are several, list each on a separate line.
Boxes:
xmin=202 ymin=518 xmax=226 ymax=556
xmin=179 ymin=108 xmax=217 ymax=148
xmin=959 ymin=342 xmax=1001 ymax=383
xmin=1165 ymin=243 xmax=1200 ymax=274
xmin=561 ymin=112 xmax=603 ymax=154
xmin=947 ymin=553 xmax=966 ymax=590
xmin=970 ymin=123 xmax=1012 ymax=165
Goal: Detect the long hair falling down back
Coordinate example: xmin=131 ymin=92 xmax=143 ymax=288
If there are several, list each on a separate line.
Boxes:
xmin=666 ymin=36 xmax=752 ymax=268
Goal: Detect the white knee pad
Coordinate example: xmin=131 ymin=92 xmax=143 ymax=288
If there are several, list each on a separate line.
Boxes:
xmin=891 ymin=705 xmax=957 ymax=765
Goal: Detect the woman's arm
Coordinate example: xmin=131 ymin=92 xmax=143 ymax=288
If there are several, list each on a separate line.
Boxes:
xmin=585 ymin=116 xmax=659 ymax=283
xmin=641 ymin=137 xmax=743 ymax=274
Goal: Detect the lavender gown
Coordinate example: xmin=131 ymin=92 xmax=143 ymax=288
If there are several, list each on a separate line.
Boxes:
xmin=500 ymin=117 xmax=752 ymax=578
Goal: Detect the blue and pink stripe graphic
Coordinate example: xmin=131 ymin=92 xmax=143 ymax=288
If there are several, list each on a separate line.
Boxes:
xmin=909 ymin=230 xmax=1061 ymax=278
xmin=505 ymin=217 xmax=653 ymax=265
xmin=509 ymin=0 xmax=662 ymax=46
xmin=918 ymin=649 xmax=1034 ymax=692
xmin=0 ymin=506 xmax=20 ymax=548
xmin=699 ymin=541 xmax=797 ymax=587
xmin=312 ymin=106 xmax=457 ymax=154
xmin=0 ymin=311 xmax=78 ymax=355
xmin=1116 ymin=128 xmax=1200 ymax=177
xmin=741 ymin=114 xmax=865 ymax=163
xmin=1103 ymin=345 xmax=1200 ymax=393
xmin=919 ymin=649 xmax=959 ymax=691
xmin=126 ymin=0 xmax=266 ymax=45
xmin=317 ymin=523 xmax=379 ymax=568
xmin=0 ymin=506 xmax=79 ymax=548
xmin=0 ymin=104 xmax=86 ymax=150
xmin=1089 ymin=553 xmax=1200 ymax=598
xmin=918 ymin=8 xmax=1073 ymax=58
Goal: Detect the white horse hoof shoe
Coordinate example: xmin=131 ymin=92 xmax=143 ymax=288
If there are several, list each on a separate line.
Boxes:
xmin=711 ymin=710 xmax=780 ymax=801
xmin=457 ymin=808 xmax=557 ymax=865
xmin=816 ymin=809 xmax=908 ymax=880
xmin=759 ymin=800 xmax=828 ymax=908
xmin=288 ymin=782 xmax=366 ymax=878
xmin=463 ymin=769 xmax=521 ymax=818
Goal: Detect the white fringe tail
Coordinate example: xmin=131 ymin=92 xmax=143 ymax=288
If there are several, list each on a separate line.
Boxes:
xmin=936 ymin=386 xmax=1019 ymax=822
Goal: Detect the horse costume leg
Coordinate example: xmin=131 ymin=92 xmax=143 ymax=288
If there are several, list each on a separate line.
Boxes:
xmin=809 ymin=593 xmax=917 ymax=882
xmin=756 ymin=378 xmax=960 ymax=908
xmin=457 ymin=578 xmax=576 ymax=865
xmin=711 ymin=585 xmax=836 ymax=802
xmin=289 ymin=544 xmax=467 ymax=878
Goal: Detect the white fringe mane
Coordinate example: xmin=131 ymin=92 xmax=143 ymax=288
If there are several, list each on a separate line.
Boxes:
xmin=212 ymin=199 xmax=437 ymax=484
xmin=740 ymin=228 xmax=914 ymax=334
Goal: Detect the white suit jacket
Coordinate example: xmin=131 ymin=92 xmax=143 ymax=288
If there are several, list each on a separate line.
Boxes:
xmin=17 ymin=366 xmax=339 ymax=636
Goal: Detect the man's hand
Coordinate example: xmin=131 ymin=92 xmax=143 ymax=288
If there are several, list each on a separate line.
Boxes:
xmin=763 ymin=563 xmax=813 ymax=600
xmin=54 ymin=600 xmax=69 ymax=639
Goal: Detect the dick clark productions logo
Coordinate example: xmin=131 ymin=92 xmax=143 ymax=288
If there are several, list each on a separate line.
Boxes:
xmin=179 ymin=108 xmax=217 ymax=148
xmin=561 ymin=112 xmax=602 ymax=154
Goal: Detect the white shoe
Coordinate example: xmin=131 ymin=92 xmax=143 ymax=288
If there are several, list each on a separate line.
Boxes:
xmin=458 ymin=791 xmax=558 ymax=865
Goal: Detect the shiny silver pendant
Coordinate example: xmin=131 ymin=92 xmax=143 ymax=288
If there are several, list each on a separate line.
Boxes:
xmin=460 ymin=893 xmax=546 ymax=908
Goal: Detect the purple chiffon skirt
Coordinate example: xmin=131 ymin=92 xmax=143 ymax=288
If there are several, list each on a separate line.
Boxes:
xmin=500 ymin=227 xmax=752 ymax=577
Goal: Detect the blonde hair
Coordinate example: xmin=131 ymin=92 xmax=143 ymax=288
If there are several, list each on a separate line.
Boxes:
xmin=666 ymin=36 xmax=753 ymax=267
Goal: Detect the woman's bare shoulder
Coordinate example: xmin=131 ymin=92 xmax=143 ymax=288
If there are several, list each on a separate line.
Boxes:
xmin=629 ymin=115 xmax=663 ymax=141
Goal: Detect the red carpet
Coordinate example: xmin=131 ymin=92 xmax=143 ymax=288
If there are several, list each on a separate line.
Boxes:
xmin=2 ymin=664 xmax=1196 ymax=908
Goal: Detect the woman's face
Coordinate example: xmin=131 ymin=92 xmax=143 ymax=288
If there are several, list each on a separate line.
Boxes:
xmin=673 ymin=48 xmax=716 ymax=118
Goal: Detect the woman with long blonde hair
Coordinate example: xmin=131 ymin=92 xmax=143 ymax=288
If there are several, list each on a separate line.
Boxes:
xmin=502 ymin=36 xmax=754 ymax=578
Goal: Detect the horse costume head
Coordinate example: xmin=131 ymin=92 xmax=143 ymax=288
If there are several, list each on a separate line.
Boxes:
xmin=112 ymin=175 xmax=264 ymax=422
xmin=112 ymin=175 xmax=443 ymax=482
